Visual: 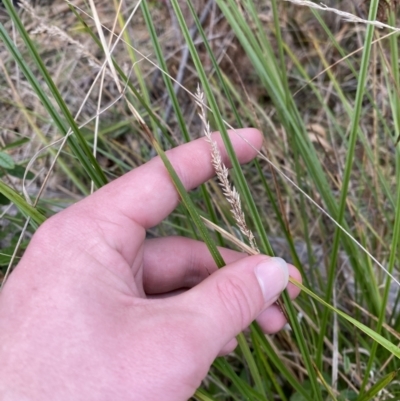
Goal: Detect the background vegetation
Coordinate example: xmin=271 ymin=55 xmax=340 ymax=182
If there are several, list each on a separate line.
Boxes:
xmin=1 ymin=0 xmax=400 ymax=399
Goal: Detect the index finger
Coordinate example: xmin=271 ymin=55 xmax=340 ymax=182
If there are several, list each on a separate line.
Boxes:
xmin=79 ymin=128 xmax=263 ymax=229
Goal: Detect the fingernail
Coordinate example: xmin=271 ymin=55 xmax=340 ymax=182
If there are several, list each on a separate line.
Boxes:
xmin=255 ymin=257 xmax=289 ymax=304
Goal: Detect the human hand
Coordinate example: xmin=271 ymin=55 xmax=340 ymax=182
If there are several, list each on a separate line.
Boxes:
xmin=0 ymin=128 xmax=301 ymax=401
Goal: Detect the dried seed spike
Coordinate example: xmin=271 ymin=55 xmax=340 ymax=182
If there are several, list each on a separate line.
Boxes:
xmin=195 ymin=86 xmax=259 ymax=253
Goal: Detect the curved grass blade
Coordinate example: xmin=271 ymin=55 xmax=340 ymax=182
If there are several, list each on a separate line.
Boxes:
xmin=357 ymin=369 xmax=398 ymax=401
xmin=292 ymin=278 xmax=400 ymax=359
xmin=0 ymin=180 xmax=46 ymax=225
xmin=193 ymin=388 xmax=217 ymax=401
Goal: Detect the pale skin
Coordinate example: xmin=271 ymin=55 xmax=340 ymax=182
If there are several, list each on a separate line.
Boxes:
xmin=0 ymin=128 xmax=301 ymax=401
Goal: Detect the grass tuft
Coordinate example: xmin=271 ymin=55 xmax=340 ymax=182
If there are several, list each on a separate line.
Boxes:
xmin=2 ymin=0 xmax=400 ymax=399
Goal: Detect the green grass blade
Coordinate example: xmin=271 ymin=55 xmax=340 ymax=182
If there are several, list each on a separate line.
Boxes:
xmin=68 ymin=6 xmax=173 ymax=145
xmin=0 ymin=180 xmax=46 ymax=225
xmin=209 ymin=2 xmax=323 ymax=398
xmin=293 ymin=278 xmax=400 ymax=359
xmin=178 ymin=0 xmax=274 ymax=255
xmin=359 ymin=11 xmax=400 ymax=395
xmin=152 ymin=139 xmax=225 ymax=268
xmin=357 ymin=370 xmax=398 ymax=401
xmin=316 ymin=0 xmax=380 ymax=369
xmin=252 ymin=323 xmax=311 ymax=398
xmin=169 ymin=2 xmax=275 ymax=395
xmin=236 ymin=332 xmax=266 ymax=396
xmin=140 ymin=0 xmax=191 ymax=143
xmin=1 ymin=1 xmax=107 ymax=188
xmin=193 ymin=388 xmax=217 ymax=401
xmin=213 ymin=358 xmax=266 ymax=400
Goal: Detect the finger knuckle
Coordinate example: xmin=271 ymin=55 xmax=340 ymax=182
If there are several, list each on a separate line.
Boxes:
xmin=216 ymin=276 xmax=254 ymax=331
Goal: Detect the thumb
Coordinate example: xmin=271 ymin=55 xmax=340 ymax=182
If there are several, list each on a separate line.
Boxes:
xmin=182 ymin=255 xmax=289 ymax=353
